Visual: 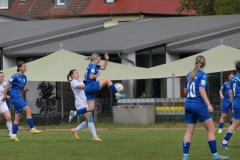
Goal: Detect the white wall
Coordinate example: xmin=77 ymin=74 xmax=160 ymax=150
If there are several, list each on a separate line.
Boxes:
xmin=121 ymin=52 xmax=135 ymax=98
xmin=166 ymin=53 xmax=181 ymax=98
xmin=3 ymin=56 xmax=16 ymax=70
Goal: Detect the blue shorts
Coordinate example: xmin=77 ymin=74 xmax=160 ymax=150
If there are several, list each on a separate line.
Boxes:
xmin=221 ymin=102 xmax=231 ymax=113
xmin=233 ymin=101 xmax=240 ymax=119
xmin=84 ymin=81 xmax=100 ymax=101
xmin=10 ymin=97 xmax=28 ymax=114
xmin=185 ymin=102 xmax=212 ymax=124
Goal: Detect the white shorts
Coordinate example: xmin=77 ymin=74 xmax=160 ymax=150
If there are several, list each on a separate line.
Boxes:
xmin=0 ymin=101 xmax=9 ymax=114
xmin=75 ymin=104 xmax=87 ymax=110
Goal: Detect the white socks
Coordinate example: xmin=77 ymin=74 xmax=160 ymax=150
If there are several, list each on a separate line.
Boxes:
xmin=6 ymin=121 xmax=12 ymax=135
xmin=75 ymin=121 xmax=87 ymax=132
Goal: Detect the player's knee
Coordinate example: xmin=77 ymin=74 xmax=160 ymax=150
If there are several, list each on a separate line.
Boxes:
xmin=221 ymin=114 xmax=227 ymax=119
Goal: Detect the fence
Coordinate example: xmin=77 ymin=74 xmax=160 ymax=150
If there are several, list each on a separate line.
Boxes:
xmin=24 ymin=98 xmax=232 ymax=124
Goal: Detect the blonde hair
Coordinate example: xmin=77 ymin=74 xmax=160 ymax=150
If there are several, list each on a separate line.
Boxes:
xmin=189 ymin=55 xmax=206 ymax=83
xmin=85 ymin=53 xmax=100 ymax=62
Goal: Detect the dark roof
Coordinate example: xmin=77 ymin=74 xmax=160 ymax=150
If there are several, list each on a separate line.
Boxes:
xmin=169 ymin=32 xmax=240 ymax=53
xmin=81 ymin=0 xmax=196 ymax=16
xmin=0 ymin=0 xmax=90 ymax=19
xmin=0 ymin=18 xmax=110 ymax=48
xmin=0 ymin=11 xmax=36 ymax=21
xmin=7 ymin=14 xmax=240 ymax=56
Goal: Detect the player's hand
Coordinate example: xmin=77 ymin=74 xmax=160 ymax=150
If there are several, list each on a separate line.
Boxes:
xmin=6 ymin=95 xmax=10 ymax=100
xmin=24 ymin=87 xmax=30 ymax=91
xmin=220 ymin=95 xmax=224 ymax=100
xmin=207 ymin=104 xmax=214 ymax=112
xmin=97 ymin=71 xmax=101 ymax=76
xmin=104 ymin=52 xmax=109 ymax=60
xmin=1 ymin=96 xmax=6 ymax=102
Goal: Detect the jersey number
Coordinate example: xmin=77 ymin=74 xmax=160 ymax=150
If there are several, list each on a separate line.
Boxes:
xmin=187 ymin=82 xmax=196 ymax=98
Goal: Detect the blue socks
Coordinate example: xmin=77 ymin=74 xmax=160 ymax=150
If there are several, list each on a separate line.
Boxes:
xmin=219 ymin=123 xmax=224 ymax=129
xmin=13 ymin=124 xmax=19 ymax=135
xmin=109 ymin=84 xmax=118 ymax=94
xmin=224 ymin=132 xmax=233 ymax=141
xmin=208 ymin=140 xmax=217 ymax=154
xmin=27 ymin=118 xmax=34 ymax=130
xmin=183 ymin=142 xmax=191 ymax=155
xmin=76 ymin=108 xmax=87 ymax=115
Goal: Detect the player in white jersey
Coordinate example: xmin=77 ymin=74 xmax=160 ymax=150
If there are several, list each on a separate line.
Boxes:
xmin=0 ymin=72 xmax=12 ymax=136
xmin=67 ymin=69 xmax=102 ymax=141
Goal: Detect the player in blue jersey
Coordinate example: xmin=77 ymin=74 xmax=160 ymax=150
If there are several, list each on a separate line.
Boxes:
xmin=218 ymin=73 xmax=234 ymax=134
xmin=182 ymin=55 xmax=228 ymax=160
xmin=2 ymin=61 xmax=42 ymax=141
xmin=68 ymin=53 xmax=126 ymax=122
xmin=221 ymin=61 xmax=240 ymax=149
xmin=67 ymin=69 xmax=102 ymax=141
xmin=0 ymin=72 xmax=12 ymax=137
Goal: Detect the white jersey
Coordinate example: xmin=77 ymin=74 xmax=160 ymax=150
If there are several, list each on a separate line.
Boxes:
xmin=70 ymin=79 xmax=88 ymax=109
xmin=0 ymin=81 xmax=7 ymax=99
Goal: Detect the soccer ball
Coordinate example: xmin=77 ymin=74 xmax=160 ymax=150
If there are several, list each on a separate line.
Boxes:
xmin=115 ymin=83 xmax=124 ymax=93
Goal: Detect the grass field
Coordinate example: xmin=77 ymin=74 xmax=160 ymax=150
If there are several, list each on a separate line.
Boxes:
xmin=0 ymin=126 xmax=239 ymax=160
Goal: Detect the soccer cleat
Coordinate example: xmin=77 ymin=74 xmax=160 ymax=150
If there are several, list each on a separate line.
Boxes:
xmin=71 ymin=128 xmax=79 ymax=140
xmin=220 ymin=143 xmax=230 ymax=149
xmin=69 ymin=110 xmax=75 ymax=122
xmin=92 ymin=137 xmax=103 ymax=142
xmin=218 ymin=130 xmax=222 ymax=134
xmin=30 ymin=128 xmax=42 ymax=134
xmin=116 ymin=93 xmax=126 ymax=99
xmin=212 ymin=153 xmax=228 ymax=160
xmin=182 ymin=155 xmax=190 ymax=160
xmin=10 ymin=136 xmax=19 ymax=141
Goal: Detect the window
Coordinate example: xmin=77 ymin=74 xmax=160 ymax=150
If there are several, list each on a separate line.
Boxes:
xmin=55 ymin=0 xmax=70 ymax=8
xmin=105 ymin=0 xmax=116 ymax=4
xmin=57 ymin=0 xmax=65 ymax=5
xmin=0 ymin=0 xmax=8 ymax=9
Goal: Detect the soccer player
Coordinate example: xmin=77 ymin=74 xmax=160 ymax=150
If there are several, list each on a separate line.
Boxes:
xmin=218 ymin=73 xmax=234 ymax=134
xmin=69 ymin=52 xmax=126 ymax=121
xmin=221 ymin=61 xmax=240 ymax=149
xmin=67 ymin=69 xmax=102 ymax=141
xmin=0 ymin=72 xmax=12 ymax=137
xmin=182 ymin=55 xmax=228 ymax=160
xmin=2 ymin=61 xmax=42 ymax=141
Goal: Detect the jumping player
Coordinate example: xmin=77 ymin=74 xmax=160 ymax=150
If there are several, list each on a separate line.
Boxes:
xmin=69 ymin=52 xmax=126 ymax=122
xmin=2 ymin=61 xmax=42 ymax=141
xmin=218 ymin=73 xmax=234 ymax=134
xmin=221 ymin=61 xmax=240 ymax=149
xmin=182 ymin=55 xmax=228 ymax=160
xmin=67 ymin=69 xmax=102 ymax=141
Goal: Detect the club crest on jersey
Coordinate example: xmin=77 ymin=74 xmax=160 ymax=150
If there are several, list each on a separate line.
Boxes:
xmin=201 ymin=80 xmax=206 ymax=86
xmin=91 ymin=68 xmax=95 ymax=73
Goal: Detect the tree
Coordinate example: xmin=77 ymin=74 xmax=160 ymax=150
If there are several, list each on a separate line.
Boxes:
xmin=176 ymin=0 xmax=215 ymax=15
xmin=214 ymin=0 xmax=240 ymax=15
xmin=176 ymin=0 xmax=240 ymax=15
xmin=36 ymin=82 xmax=56 ymax=114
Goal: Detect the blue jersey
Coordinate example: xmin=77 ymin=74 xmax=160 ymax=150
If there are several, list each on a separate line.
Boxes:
xmin=8 ymin=73 xmax=27 ymax=98
xmin=184 ymin=70 xmax=208 ymax=103
xmin=220 ymin=81 xmax=231 ymax=103
xmin=84 ymin=63 xmax=101 ymax=83
xmin=230 ymin=74 xmax=240 ymax=101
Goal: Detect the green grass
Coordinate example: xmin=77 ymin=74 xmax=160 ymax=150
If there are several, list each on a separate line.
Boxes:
xmin=0 ymin=128 xmax=239 ymax=160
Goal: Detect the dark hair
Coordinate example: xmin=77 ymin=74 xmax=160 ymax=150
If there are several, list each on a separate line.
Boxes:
xmin=67 ymin=69 xmax=76 ymax=81
xmin=235 ymin=61 xmax=240 ymax=73
xmin=17 ymin=61 xmax=26 ymax=72
xmin=0 ymin=72 xmax=3 ymax=74
xmin=189 ymin=55 xmax=206 ymax=83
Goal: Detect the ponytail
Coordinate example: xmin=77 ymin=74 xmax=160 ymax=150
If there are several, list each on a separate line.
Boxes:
xmin=67 ymin=69 xmax=77 ymax=82
xmin=85 ymin=56 xmax=90 ymax=60
xmin=189 ymin=55 xmax=206 ymax=84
